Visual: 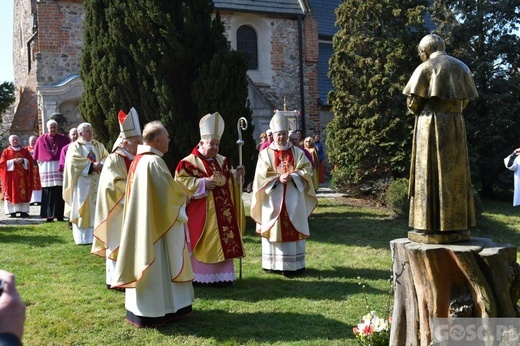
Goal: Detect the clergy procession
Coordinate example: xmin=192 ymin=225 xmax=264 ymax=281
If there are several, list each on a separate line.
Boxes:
xmin=0 ymin=108 xmax=317 ymax=328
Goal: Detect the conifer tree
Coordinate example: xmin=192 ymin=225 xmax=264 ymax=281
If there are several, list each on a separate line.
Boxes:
xmin=327 ymin=0 xmax=430 ymax=190
xmin=431 ymin=0 xmax=520 ymax=197
xmin=0 ymin=82 xmax=15 ymax=115
xmin=192 ymin=49 xmax=256 ymax=181
xmin=80 ymin=0 xmax=255 ymax=169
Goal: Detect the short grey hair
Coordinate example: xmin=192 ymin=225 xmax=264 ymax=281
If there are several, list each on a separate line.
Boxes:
xmin=77 ymin=122 xmax=92 ymax=135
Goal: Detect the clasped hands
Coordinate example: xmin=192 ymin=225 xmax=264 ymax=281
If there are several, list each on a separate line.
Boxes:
xmin=278 ymin=172 xmax=293 ymax=184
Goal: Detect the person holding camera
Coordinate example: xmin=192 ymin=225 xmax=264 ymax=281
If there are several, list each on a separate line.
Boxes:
xmin=0 ymin=270 xmax=25 ymax=346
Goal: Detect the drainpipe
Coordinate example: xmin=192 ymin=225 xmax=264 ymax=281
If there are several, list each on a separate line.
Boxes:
xmin=27 ymin=31 xmax=38 ymax=73
xmin=297 ymin=15 xmax=306 ymax=135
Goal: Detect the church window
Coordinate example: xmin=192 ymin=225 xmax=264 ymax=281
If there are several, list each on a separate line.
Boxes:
xmin=237 ymin=25 xmax=258 ymax=70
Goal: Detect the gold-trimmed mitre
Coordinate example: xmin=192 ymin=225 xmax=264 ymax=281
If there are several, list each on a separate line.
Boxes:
xmin=199 ymin=112 xmax=225 ymax=140
xmin=118 ymin=107 xmax=142 ymax=139
xmin=269 ymin=110 xmax=288 ymax=133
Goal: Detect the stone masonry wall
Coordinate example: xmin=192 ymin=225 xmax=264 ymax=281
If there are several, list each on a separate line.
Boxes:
xmin=219 ymin=12 xmax=320 ymax=139
xmin=35 ymin=0 xmax=84 ymax=85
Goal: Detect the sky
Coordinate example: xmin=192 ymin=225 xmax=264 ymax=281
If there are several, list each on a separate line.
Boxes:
xmin=0 ymin=0 xmax=14 ymax=83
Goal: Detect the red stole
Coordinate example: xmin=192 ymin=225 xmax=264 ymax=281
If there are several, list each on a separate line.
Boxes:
xmin=184 ymin=148 xmax=244 ymax=260
xmin=272 ymin=148 xmax=300 ymax=242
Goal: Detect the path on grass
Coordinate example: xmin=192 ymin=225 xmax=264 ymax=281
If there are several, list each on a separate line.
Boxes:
xmin=0 ymin=181 xmax=342 ymax=226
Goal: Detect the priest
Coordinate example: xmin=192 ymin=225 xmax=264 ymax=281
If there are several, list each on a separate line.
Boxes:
xmin=112 ymin=121 xmax=194 ymax=327
xmin=250 ymin=111 xmax=317 ymax=274
xmin=0 ymin=135 xmax=33 ymax=218
xmin=175 ymin=112 xmax=246 ymax=286
xmin=63 ymin=123 xmax=109 ymax=244
xmin=92 ymin=108 xmax=142 ymax=289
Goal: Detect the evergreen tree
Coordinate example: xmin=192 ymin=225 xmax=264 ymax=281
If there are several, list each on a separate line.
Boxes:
xmin=192 ymin=49 xmax=256 ymax=182
xmin=431 ymin=0 xmax=520 ymax=197
xmin=0 ymin=82 xmax=15 ymax=115
xmin=80 ymin=0 xmax=255 ymax=169
xmin=327 ymin=0 xmax=430 ymax=189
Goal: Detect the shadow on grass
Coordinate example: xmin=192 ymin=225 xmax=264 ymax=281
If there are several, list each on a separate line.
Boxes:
xmin=472 ymin=198 xmax=520 ymax=247
xmin=305 ymin=197 xmax=520 ymax=250
xmin=159 ymin=309 xmax=351 ymax=343
xmin=308 ymin=210 xmax=408 ymax=250
xmin=0 ymin=226 xmax=66 ymax=246
xmin=191 ymin=267 xmax=388 ymax=303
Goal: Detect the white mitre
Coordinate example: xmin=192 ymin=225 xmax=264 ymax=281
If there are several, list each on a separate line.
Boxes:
xmin=199 ymin=112 xmax=225 ymax=140
xmin=269 ymin=110 xmax=288 ymax=133
xmin=118 ymin=107 xmax=142 ymax=139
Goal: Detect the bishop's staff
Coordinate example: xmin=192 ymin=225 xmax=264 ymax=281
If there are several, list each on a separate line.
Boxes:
xmin=236 ymin=117 xmax=248 ymax=280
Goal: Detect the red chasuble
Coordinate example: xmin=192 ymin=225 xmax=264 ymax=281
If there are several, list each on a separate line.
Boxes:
xmin=0 ymin=146 xmax=33 ymax=203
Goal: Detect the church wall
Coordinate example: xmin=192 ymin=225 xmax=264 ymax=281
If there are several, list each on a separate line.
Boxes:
xmin=5 ymin=0 xmax=38 ymax=147
xmin=34 ymin=1 xmax=84 ymax=85
xmin=9 ymin=2 xmax=324 ymax=148
xmin=220 ymin=12 xmax=321 ymax=142
xmin=34 ymin=0 xmax=84 ymax=133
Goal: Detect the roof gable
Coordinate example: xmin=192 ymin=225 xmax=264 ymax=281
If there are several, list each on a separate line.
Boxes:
xmin=214 ymin=0 xmax=306 ymax=16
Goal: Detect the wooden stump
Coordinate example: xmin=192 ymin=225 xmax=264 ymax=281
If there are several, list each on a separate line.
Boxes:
xmin=389 ymin=237 xmax=520 ymax=345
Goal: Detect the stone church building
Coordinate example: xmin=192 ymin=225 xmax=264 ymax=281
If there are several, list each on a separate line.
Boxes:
xmin=3 ymin=0 xmax=340 ymax=152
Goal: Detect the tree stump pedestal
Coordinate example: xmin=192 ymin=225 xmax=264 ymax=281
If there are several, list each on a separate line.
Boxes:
xmin=389 ymin=237 xmax=520 ymax=345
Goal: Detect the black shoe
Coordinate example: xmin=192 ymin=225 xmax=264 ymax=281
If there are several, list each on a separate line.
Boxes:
xmin=46 ymin=218 xmax=54 ymax=222
xmin=9 ymin=213 xmax=16 ymax=218
xmin=20 ymin=212 xmax=29 ymax=218
xmin=57 ymin=218 xmax=64 ymax=222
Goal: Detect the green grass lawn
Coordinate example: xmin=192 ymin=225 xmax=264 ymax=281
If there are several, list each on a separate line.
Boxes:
xmin=1 ymin=197 xmax=519 ymax=345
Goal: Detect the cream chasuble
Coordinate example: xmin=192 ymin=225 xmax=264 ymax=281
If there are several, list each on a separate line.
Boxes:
xmin=250 ymin=143 xmax=317 ymax=241
xmin=92 ymin=148 xmax=132 ymax=285
xmin=112 ymin=145 xmax=194 ymax=288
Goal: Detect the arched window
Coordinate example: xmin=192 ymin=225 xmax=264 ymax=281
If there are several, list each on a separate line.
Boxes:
xmin=237 ymin=25 xmax=258 ymax=70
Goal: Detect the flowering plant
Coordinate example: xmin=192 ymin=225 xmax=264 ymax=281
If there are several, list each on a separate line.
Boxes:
xmin=353 ymin=311 xmax=391 ymax=346
xmin=353 ymin=276 xmax=392 ymax=346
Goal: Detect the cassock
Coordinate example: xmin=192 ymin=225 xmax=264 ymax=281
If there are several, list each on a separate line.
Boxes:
xmin=404 ymin=51 xmax=478 ymax=232
xmin=33 ymin=133 xmax=70 ymax=220
xmin=250 ymin=142 xmax=317 ymax=272
xmin=175 ymin=146 xmax=245 ymax=284
xmin=0 ymin=146 xmax=33 ymax=214
xmin=112 ymin=144 xmax=194 ymax=328
xmin=91 ymin=147 xmax=133 ymax=287
xmin=63 ymin=139 xmax=109 ymax=244
xmin=504 ymin=153 xmax=520 ymax=206
xmin=25 ymin=145 xmax=42 ymax=204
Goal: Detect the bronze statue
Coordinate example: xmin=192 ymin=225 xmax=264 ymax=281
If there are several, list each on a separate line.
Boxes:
xmin=403 ymin=34 xmax=478 ymax=241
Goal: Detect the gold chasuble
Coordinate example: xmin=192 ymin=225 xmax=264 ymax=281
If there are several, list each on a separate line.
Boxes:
xmin=113 ymin=145 xmax=193 ymax=288
xmin=175 ymin=146 xmax=245 ymax=264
